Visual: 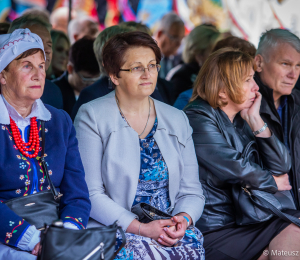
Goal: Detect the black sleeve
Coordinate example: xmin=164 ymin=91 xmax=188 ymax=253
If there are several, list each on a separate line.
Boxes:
xmin=255 ymin=134 xmax=291 ymax=176
xmin=186 ymin=110 xmax=278 ymax=193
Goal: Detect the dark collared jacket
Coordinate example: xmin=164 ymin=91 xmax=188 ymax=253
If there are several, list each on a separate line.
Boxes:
xmin=52 ymin=71 xmax=76 ymax=116
xmin=256 ymin=74 xmax=300 ymax=208
xmin=184 ymin=97 xmax=291 ymax=232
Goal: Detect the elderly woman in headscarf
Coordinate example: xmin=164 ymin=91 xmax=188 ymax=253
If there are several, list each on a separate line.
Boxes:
xmin=0 ymin=29 xmax=91 ymax=260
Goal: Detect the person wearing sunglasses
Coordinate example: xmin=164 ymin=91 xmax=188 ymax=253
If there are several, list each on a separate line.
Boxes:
xmin=75 ymin=31 xmax=205 ymax=259
xmin=53 ymin=36 xmax=100 ymax=116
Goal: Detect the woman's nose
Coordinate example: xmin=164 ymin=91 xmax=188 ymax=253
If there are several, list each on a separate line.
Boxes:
xmin=252 ymin=80 xmax=259 ymax=91
xmin=142 ymin=68 xmax=151 ymax=78
xmin=32 ymin=67 xmax=44 ymax=80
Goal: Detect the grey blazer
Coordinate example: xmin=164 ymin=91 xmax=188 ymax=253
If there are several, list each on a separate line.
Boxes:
xmin=74 ymin=91 xmax=205 ymax=230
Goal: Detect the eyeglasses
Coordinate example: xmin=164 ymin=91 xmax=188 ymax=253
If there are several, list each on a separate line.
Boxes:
xmin=119 ymin=64 xmax=161 ymax=76
xmin=77 ymin=72 xmax=101 ymax=83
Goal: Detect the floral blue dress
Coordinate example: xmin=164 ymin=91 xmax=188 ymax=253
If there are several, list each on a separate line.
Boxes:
xmin=115 ymin=118 xmax=205 ymax=260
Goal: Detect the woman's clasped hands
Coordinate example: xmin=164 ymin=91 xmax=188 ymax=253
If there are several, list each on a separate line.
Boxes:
xmin=139 ymin=216 xmax=189 ymax=247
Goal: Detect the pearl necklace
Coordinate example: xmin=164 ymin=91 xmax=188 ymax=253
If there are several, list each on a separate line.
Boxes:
xmin=10 ymin=117 xmax=40 ymax=158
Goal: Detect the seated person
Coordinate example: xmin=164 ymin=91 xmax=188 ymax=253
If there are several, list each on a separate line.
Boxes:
xmin=8 ymin=14 xmax=63 ymax=109
xmin=255 ymin=29 xmax=300 ymax=208
xmin=71 ymin=25 xmax=164 ymax=120
xmin=170 ymin=24 xmax=220 ymax=105
xmin=0 ymin=29 xmax=90 ymax=260
xmin=53 ymin=37 xmax=100 ymax=116
xmin=46 ymin=30 xmax=70 ymax=80
xmin=153 ymin=12 xmax=185 ymax=79
xmin=50 ymin=7 xmax=76 ymax=35
xmin=184 ymin=48 xmax=300 ymax=260
xmin=75 ymin=31 xmax=205 ymax=260
xmin=174 ymin=36 xmax=257 ymax=110
xmin=68 ymin=16 xmax=99 ymax=45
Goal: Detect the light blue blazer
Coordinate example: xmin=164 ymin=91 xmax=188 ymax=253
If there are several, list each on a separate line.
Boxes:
xmin=74 ymin=91 xmax=205 ymax=230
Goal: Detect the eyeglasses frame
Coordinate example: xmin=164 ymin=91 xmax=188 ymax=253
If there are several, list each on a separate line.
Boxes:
xmin=119 ymin=64 xmax=161 ymax=74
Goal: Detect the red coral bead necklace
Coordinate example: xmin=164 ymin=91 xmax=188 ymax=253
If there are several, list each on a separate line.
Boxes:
xmin=10 ymin=117 xmax=40 ymax=158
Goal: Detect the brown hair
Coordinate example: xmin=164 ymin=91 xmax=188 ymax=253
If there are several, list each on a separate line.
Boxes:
xmin=191 ymin=47 xmax=255 ymax=108
xmin=4 ymin=48 xmax=44 ymax=72
xmin=102 ymin=31 xmax=162 ymax=84
xmin=213 ymin=36 xmax=256 ymax=58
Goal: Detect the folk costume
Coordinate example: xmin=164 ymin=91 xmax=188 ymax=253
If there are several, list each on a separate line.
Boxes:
xmin=0 ymin=29 xmax=91 ymax=259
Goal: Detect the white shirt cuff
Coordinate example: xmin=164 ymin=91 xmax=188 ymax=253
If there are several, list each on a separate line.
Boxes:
xmin=63 ymin=222 xmax=79 ymax=230
xmin=17 ymin=225 xmax=41 ymax=251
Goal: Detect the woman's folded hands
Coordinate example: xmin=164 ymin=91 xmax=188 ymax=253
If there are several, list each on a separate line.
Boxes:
xmin=158 ymin=216 xmax=189 ymax=247
xmin=138 ymin=215 xmax=189 ymax=247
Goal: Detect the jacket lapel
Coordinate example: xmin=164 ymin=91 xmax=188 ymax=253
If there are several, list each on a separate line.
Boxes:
xmin=255 ymin=73 xmax=282 ymax=125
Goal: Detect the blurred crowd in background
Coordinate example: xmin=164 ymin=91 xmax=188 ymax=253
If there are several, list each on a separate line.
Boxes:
xmin=1 ymin=0 xmax=300 ymax=119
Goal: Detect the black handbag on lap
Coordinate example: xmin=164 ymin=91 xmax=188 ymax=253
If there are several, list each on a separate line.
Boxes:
xmin=131 ymin=202 xmax=173 ymax=223
xmin=4 ymin=121 xmax=62 ymax=230
xmin=233 ymin=141 xmax=300 ymax=227
xmin=37 ymin=220 xmax=126 ymax=260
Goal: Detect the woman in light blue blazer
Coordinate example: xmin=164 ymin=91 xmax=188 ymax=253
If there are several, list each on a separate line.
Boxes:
xmin=75 ymin=31 xmax=205 ymax=260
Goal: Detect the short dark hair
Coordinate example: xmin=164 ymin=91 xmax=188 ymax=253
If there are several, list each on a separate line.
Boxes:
xmin=69 ymin=36 xmax=99 ymax=74
xmin=102 ymin=31 xmax=161 ymax=79
xmin=4 ymin=48 xmax=44 ymax=72
xmin=0 ymin=23 xmax=10 ymax=35
xmin=213 ymin=36 xmax=256 ymax=58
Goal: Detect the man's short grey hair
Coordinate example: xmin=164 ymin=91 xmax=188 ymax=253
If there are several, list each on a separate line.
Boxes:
xmin=68 ymin=16 xmax=98 ymax=45
xmin=256 ymin=28 xmax=300 ymax=61
xmin=93 ymin=25 xmax=134 ymax=75
xmin=155 ymin=11 xmax=184 ymax=33
xmin=8 ymin=14 xmax=52 ymax=33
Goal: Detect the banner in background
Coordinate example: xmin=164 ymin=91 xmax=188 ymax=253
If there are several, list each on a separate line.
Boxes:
xmin=0 ymin=0 xmax=11 ymax=22
xmin=136 ymin=0 xmax=172 ymax=31
xmin=224 ymin=0 xmax=300 ymax=46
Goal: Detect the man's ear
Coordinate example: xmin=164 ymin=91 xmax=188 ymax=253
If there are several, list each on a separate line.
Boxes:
xmin=67 ymin=63 xmax=74 ymax=75
xmin=73 ymin=34 xmax=79 ymax=42
xmin=255 ymin=55 xmax=264 ymax=73
xmin=156 ymin=30 xmax=164 ymax=39
xmin=0 ymin=72 xmax=6 ymax=85
xmin=109 ymin=74 xmax=119 ymax=87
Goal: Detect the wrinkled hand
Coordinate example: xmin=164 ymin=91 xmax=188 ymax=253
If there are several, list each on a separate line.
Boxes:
xmin=273 ymin=174 xmax=292 ymax=191
xmin=159 ymin=216 xmax=188 ymax=246
xmin=31 ymin=242 xmax=40 ymax=256
xmin=240 ymin=91 xmax=262 ymax=123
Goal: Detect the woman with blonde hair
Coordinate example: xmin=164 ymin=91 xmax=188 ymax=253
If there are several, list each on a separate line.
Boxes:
xmin=46 ymin=30 xmax=70 ymax=80
xmin=170 ymin=24 xmax=220 ymax=104
xmin=184 ymin=48 xmax=300 ymax=260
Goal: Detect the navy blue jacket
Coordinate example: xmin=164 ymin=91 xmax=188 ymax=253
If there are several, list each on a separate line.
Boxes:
xmin=71 ymin=76 xmax=165 ymax=121
xmin=52 ymin=71 xmax=76 ymax=116
xmin=41 ymin=79 xmax=63 ymax=109
xmin=0 ymin=105 xmax=91 ymax=247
